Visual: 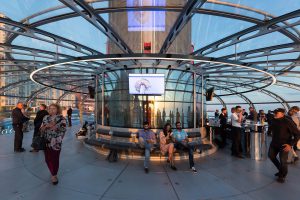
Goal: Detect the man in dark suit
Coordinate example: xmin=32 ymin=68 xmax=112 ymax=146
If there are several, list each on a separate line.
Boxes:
xmin=219 ymin=108 xmax=228 ymax=148
xmin=12 ymin=102 xmax=30 ymax=152
xmin=67 ymin=107 xmax=73 ymax=127
xmin=30 ymin=104 xmax=49 ymax=152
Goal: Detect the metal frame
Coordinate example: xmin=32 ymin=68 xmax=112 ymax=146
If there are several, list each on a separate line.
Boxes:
xmin=159 ymin=0 xmax=207 ymax=54
xmin=192 ymin=9 xmax=300 ymax=56
xmin=59 ymin=0 xmax=133 ymax=54
xmin=208 ymin=80 xmax=290 ymax=110
xmin=0 ymin=2 xmax=299 ymax=112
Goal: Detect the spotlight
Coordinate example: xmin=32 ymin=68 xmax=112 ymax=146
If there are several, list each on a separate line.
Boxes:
xmin=186 ymin=64 xmax=190 ymax=71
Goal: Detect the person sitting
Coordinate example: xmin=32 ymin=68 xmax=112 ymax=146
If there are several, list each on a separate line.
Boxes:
xmin=172 ymin=121 xmax=197 ymax=173
xmin=138 ymin=121 xmax=157 ymax=173
xmin=159 ymin=123 xmax=176 ymax=170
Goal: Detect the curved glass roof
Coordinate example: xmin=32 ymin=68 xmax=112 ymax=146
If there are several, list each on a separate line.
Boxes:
xmin=0 ymin=0 xmax=300 ymax=111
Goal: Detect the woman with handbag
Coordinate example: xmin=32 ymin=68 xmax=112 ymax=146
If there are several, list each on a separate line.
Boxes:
xmin=30 ymin=104 xmax=48 ymax=152
xmin=40 ymin=104 xmax=66 ymax=185
xmin=159 ymin=123 xmax=177 ymax=170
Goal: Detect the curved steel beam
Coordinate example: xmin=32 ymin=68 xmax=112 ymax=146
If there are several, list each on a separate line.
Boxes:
xmin=25 ymin=86 xmax=49 ymax=105
xmin=218 ymin=43 xmax=300 ymax=61
xmin=22 ymin=5 xmax=299 ymax=43
xmin=209 ymin=84 xmax=255 ymax=109
xmin=213 ymin=94 xmax=227 ymax=109
xmin=159 ymin=0 xmax=207 ymax=54
xmin=0 ymin=43 xmax=74 ymax=60
xmin=59 ymin=0 xmax=133 ymax=54
xmin=0 ymin=17 xmax=101 ymax=56
xmin=0 ymin=79 xmax=32 ymax=94
xmin=208 ymin=79 xmax=290 ymax=110
xmin=193 ymin=9 xmax=300 ymax=56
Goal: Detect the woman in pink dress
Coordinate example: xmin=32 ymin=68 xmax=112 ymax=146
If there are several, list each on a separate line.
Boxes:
xmin=159 ymin=123 xmax=177 ymax=170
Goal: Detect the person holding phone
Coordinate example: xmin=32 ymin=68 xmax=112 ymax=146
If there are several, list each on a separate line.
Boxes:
xmin=138 ymin=121 xmax=157 ymax=173
xmin=40 ymin=104 xmax=66 ymax=185
xmin=268 ymin=108 xmax=300 ymax=183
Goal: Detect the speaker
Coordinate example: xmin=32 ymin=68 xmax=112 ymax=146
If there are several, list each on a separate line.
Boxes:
xmin=88 ymin=86 xmax=95 ymax=99
xmin=206 ymin=87 xmax=214 ymax=101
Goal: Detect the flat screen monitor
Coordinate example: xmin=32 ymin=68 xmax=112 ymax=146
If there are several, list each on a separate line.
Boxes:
xmin=127 ymin=0 xmax=166 ymax=31
xmin=129 ymin=74 xmax=165 ymax=95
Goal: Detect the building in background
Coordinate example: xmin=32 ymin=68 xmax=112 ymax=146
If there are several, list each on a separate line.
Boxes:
xmin=0 ymin=13 xmax=75 ymax=111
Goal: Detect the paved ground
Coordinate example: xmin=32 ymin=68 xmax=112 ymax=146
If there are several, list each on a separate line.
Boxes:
xmin=0 ymin=125 xmax=299 ymax=200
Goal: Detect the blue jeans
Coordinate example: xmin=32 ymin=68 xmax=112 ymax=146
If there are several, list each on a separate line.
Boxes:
xmin=174 ymin=142 xmax=195 ymax=168
xmin=144 ymin=143 xmax=153 ymax=168
xmin=139 ymin=138 xmax=153 ymax=168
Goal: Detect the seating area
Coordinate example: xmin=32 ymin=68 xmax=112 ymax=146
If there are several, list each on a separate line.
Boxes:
xmin=84 ymin=127 xmax=215 ymax=160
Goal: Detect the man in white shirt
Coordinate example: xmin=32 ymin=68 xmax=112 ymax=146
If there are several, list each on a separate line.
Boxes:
xmin=231 ymin=106 xmax=244 ymax=158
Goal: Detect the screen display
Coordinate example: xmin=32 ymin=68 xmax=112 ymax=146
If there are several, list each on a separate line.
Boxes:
xmin=129 ymin=74 xmax=165 ymax=95
xmin=127 ymin=0 xmax=166 ymax=31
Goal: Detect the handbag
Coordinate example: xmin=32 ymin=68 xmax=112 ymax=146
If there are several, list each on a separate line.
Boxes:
xmin=31 ymin=135 xmax=47 ymax=150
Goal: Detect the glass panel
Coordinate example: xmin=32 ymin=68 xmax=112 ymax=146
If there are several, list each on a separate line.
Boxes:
xmin=96 ymin=69 xmax=201 ymax=128
xmin=0 ymin=0 xmax=62 ymax=21
xmin=38 ymin=16 xmax=108 ymax=53
xmin=192 ymin=14 xmax=254 ymax=51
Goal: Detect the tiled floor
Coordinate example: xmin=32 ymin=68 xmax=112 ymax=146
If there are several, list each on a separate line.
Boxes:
xmin=0 ymin=125 xmax=299 ymax=200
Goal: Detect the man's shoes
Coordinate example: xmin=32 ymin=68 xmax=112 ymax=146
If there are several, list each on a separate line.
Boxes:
xmin=170 ymin=165 xmax=177 ymax=171
xmin=144 ymin=168 xmax=149 ymax=174
xmin=236 ymin=154 xmax=245 ymax=159
xmin=294 ymin=157 xmax=299 ymax=162
xmin=274 ymin=172 xmax=280 ymax=177
xmin=277 ymin=177 xmax=285 ymax=183
xmin=15 ymin=148 xmax=26 ymax=153
xmin=191 ymin=166 xmax=197 ymax=173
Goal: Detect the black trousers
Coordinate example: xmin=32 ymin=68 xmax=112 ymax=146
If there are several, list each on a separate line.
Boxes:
xmin=67 ymin=115 xmax=72 ymax=126
xmin=268 ymin=145 xmax=289 ymax=178
xmin=231 ymin=126 xmax=242 ymax=156
xmin=33 ymin=126 xmax=40 ymax=138
xmin=220 ymin=125 xmax=227 ymax=147
xmin=13 ymin=124 xmax=23 ymax=151
xmin=174 ymin=142 xmax=195 ymax=168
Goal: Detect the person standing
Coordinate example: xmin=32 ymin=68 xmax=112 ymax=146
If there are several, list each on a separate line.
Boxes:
xmin=231 ymin=106 xmax=244 ymax=158
xmin=219 ymin=108 xmax=228 ymax=148
xmin=159 ymin=123 xmax=176 ymax=170
xmin=30 ymin=104 xmax=49 ymax=152
xmin=268 ymin=108 xmax=300 ymax=183
xmin=67 ymin=107 xmax=72 ymax=127
xmin=266 ymin=110 xmax=274 ymax=136
xmin=172 ymin=121 xmax=197 ymax=173
xmin=247 ymin=107 xmax=258 ymax=123
xmin=138 ymin=121 xmax=157 ymax=173
xmin=214 ymin=109 xmax=219 ymax=119
xmin=287 ymin=107 xmax=300 ymax=162
xmin=12 ymin=102 xmax=29 ymax=152
xmin=40 ymin=104 xmax=66 ymax=185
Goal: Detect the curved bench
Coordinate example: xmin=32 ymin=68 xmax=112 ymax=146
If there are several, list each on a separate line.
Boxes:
xmin=85 ymin=127 xmax=213 ymax=159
